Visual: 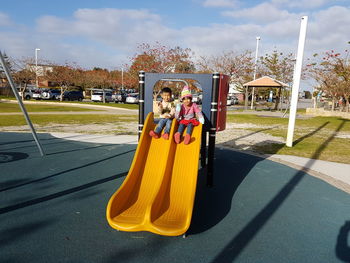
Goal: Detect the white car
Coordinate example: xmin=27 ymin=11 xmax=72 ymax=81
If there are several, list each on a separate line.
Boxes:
xmin=125 ymin=93 xmax=139 ymax=104
xmin=192 ymin=94 xmax=202 ymax=104
xmin=227 ymin=96 xmax=239 ymax=106
xmin=91 ymin=91 xmax=113 ymax=102
xmin=18 ymin=86 xmax=36 ymax=100
xmin=32 ymin=89 xmax=43 ymax=100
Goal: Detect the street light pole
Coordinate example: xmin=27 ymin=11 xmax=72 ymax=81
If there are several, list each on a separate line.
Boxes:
xmin=251 ymin=36 xmax=260 ymax=110
xmin=35 ymin=48 xmax=40 ymax=88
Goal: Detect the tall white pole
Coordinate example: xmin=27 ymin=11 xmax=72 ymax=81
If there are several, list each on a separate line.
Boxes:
xmin=286 ymin=16 xmax=308 ymax=147
xmin=251 ymin=36 xmax=260 ymax=110
xmin=35 ymin=48 xmax=40 ymax=88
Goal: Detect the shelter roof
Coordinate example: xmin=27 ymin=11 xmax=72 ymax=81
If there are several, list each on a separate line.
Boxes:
xmin=243 ymin=76 xmax=289 ymax=87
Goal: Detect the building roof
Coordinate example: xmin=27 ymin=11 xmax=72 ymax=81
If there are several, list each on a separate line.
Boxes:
xmin=243 ymin=76 xmax=289 ymax=87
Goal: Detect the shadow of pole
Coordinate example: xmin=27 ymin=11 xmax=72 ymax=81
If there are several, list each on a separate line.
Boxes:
xmin=293 ymin=121 xmax=329 ymax=146
xmin=0 ymin=171 xmax=127 ymax=215
xmin=211 ymin=120 xmax=346 ymax=263
xmin=231 ymin=128 xmax=274 ymax=142
xmin=335 ymin=221 xmax=350 ymax=262
xmin=0 ymin=149 xmax=135 ymax=192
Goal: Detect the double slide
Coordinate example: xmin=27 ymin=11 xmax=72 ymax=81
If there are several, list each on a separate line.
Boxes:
xmin=106 ymin=112 xmax=202 ymax=236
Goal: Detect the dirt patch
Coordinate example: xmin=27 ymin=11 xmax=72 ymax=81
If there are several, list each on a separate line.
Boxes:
xmin=0 ymin=122 xmax=138 ymax=135
xmin=2 ymin=121 xmax=348 ymax=151
xmin=216 ymin=123 xmax=285 ymax=151
xmin=0 ymin=122 xmax=285 ymax=146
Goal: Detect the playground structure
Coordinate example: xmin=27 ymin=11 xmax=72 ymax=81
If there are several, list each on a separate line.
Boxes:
xmin=106 ymin=72 xmax=230 ymax=236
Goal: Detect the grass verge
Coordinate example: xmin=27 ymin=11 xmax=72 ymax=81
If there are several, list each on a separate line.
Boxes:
xmin=227 ymin=114 xmax=350 ymax=163
xmin=0 ymin=114 xmax=137 ymax=126
xmin=0 ymin=102 xmax=97 ymax=112
xmin=0 ymin=97 xmax=138 ymax=110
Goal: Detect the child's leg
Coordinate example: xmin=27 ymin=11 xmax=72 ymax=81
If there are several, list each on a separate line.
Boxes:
xmin=174 ymin=123 xmax=186 ymax=144
xmin=185 ymin=123 xmax=194 ymax=135
xmin=164 ymin=119 xmax=172 ymax=134
xmin=150 ymin=118 xmax=166 ymax=138
xmin=177 ymin=123 xmax=186 ymax=135
xmin=154 ymin=118 xmax=167 ymax=134
xmin=184 ymin=123 xmax=194 ymax=145
xmin=161 ymin=119 xmax=172 ymax=140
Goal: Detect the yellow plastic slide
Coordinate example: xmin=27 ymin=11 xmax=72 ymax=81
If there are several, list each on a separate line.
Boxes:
xmin=106 ymin=112 xmax=202 ymax=236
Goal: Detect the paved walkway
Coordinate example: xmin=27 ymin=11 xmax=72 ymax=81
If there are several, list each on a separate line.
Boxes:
xmin=1 ymin=132 xmax=350 ymax=263
xmin=267 ymin=154 xmax=350 ymax=192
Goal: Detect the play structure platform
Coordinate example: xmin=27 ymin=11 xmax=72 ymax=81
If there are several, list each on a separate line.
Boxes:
xmin=106 ymin=112 xmax=202 ymax=236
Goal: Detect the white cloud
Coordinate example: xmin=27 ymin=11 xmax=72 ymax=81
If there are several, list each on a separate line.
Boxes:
xmin=271 ymin=0 xmax=341 ymax=9
xmin=36 ymin=8 xmax=176 ymax=53
xmin=0 ymin=12 xmax=13 ymax=27
xmin=1 ymin=4 xmax=350 ymax=73
xmin=202 ymin=0 xmax=240 ymax=8
xmin=222 ymin=2 xmax=298 ymax=23
xmin=306 ymin=6 xmax=350 ymax=52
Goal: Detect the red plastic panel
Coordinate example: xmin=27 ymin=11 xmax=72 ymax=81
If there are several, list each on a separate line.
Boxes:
xmin=216 ymin=74 xmax=229 ymax=132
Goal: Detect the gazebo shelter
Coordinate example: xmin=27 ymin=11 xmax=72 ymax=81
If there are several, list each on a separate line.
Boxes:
xmin=243 ymin=76 xmax=289 ymax=109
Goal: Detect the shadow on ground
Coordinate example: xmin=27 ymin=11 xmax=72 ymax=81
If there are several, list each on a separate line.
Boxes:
xmin=336 ymin=220 xmax=350 ymax=262
xmin=1 ymin=129 xmax=350 ymax=263
xmin=205 ymin=120 xmax=347 ymax=262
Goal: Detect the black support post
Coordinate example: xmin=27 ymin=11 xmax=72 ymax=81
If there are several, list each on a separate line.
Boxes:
xmin=207 ymin=72 xmax=220 ymax=187
xmin=138 ymin=71 xmax=145 ymax=140
xmin=200 ymin=130 xmax=207 ymax=168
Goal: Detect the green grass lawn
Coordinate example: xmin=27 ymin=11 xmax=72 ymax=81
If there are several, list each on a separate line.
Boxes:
xmin=0 ymin=114 xmax=137 ymax=126
xmin=0 ymin=102 xmax=98 ymax=112
xmin=0 ymin=96 xmax=138 ymax=110
xmin=228 ymin=114 xmax=350 ymax=164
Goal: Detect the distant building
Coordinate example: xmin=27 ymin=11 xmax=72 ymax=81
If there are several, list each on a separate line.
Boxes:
xmin=26 ymin=63 xmax=54 ymax=87
xmin=229 ymin=83 xmax=244 ymax=101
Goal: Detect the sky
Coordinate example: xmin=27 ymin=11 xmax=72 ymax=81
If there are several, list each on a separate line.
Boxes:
xmin=1 ymin=0 xmax=349 ymax=74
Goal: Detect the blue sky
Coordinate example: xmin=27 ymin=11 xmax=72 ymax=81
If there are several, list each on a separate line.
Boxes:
xmin=1 ymin=0 xmax=349 ymax=74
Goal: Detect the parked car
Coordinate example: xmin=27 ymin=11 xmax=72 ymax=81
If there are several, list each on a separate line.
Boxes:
xmin=192 ymin=94 xmax=202 ymax=104
xmin=232 ymin=96 xmax=239 ymax=105
xmin=113 ymin=92 xmax=127 ymax=103
xmin=125 ymin=93 xmax=139 ymax=104
xmin=60 ymin=90 xmax=84 ymax=101
xmin=41 ymin=89 xmax=61 ymax=100
xmin=32 ymin=89 xmax=43 ymax=100
xmin=227 ymin=95 xmax=239 ymax=106
xmin=91 ymin=91 xmax=113 ymax=102
xmin=17 ymin=85 xmax=36 ymax=100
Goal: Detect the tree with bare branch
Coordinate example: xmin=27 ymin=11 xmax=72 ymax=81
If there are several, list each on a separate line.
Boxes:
xmin=307 ymin=48 xmax=350 ymax=111
xmin=45 ymin=63 xmax=81 ymax=101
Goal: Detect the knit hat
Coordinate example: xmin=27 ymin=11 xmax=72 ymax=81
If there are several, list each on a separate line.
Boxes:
xmin=181 ymin=86 xmax=192 ymax=99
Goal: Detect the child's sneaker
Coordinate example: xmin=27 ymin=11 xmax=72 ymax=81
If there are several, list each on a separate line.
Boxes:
xmin=174 ymin=132 xmax=181 ymax=144
xmin=162 ymin=133 xmax=169 ymax=140
xmin=184 ymin=134 xmax=191 ymax=145
xmin=149 ymin=130 xmax=160 ymax=139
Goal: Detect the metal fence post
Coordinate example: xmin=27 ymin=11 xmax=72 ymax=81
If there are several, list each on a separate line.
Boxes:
xmin=0 ymin=51 xmax=45 ymax=156
xmin=207 ymin=72 xmax=220 ymax=187
xmin=138 ymin=71 xmax=145 ymax=140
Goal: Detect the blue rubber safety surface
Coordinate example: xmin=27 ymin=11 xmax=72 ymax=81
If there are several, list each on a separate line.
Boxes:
xmin=1 ymin=132 xmax=350 ymax=263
